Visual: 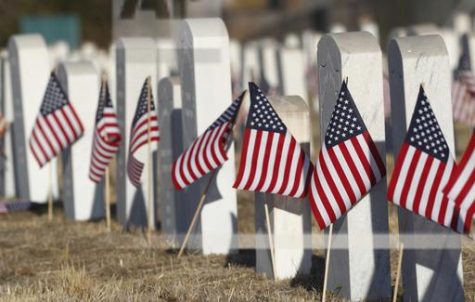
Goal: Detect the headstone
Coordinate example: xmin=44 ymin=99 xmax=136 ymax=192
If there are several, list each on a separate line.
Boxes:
xmin=453 ymin=12 xmax=472 ymax=35
xmin=177 ymin=18 xmax=238 ymax=255
xmin=255 ymin=95 xmax=312 ymax=280
xmin=48 ymin=41 xmax=70 ymax=69
xmin=116 ymin=37 xmax=157 ymax=228
xmin=359 ymin=18 xmax=380 ymax=42
xmin=229 ymin=39 xmax=242 ymax=95
xmin=0 ymin=53 xmax=15 ymax=198
xmin=438 ymin=29 xmax=462 ymax=71
xmin=277 ymin=47 xmax=306 ymax=98
xmin=241 ymin=41 xmax=261 ymax=89
xmin=8 ymin=34 xmax=59 ymax=203
xmin=56 ymin=61 xmax=104 ymax=221
xmin=407 ymin=24 xmax=439 ymax=36
xmin=158 ymin=77 xmax=184 ymax=247
xmin=388 ymin=34 xmax=464 ymax=302
xmin=330 ymin=23 xmax=346 ymax=33
xmin=318 ymin=32 xmax=391 ymax=300
xmin=258 ymin=39 xmax=280 ymax=94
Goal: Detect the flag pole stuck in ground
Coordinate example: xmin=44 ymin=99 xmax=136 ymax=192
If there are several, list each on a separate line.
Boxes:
xmin=264 ymin=200 xmax=277 ymax=278
xmin=321 ymin=224 xmax=333 ymax=302
xmin=146 ymin=77 xmax=154 ymax=245
xmin=392 ymin=241 xmax=404 ymax=302
xmin=47 ymin=162 xmax=53 ymax=222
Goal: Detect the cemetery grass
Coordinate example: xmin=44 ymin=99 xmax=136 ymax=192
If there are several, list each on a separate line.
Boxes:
xmin=0 ymin=201 xmax=474 ymax=302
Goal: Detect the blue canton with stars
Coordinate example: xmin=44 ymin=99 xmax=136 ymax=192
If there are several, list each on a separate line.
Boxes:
xmin=247 ymin=82 xmax=286 ymax=133
xmin=405 ymin=85 xmax=449 ymax=162
xmin=40 ymin=72 xmax=70 ymax=116
xmin=95 ymin=81 xmax=114 ymax=123
xmin=132 ymin=78 xmax=156 ymax=127
xmin=325 ymin=81 xmax=366 ymax=148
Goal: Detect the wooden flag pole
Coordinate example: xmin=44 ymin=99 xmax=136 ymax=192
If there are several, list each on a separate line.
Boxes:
xmin=321 ymin=224 xmax=333 ymax=302
xmin=47 ymin=162 xmax=53 ymax=222
xmin=264 ymin=200 xmax=277 ymax=278
xmin=146 ymin=77 xmax=154 ymax=245
xmin=177 ymin=170 xmax=216 ymax=258
xmin=392 ymin=242 xmax=404 ymax=302
xmin=105 ymin=166 xmax=111 ymax=232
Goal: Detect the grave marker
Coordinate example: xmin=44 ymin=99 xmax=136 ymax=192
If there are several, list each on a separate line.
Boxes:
xmin=255 ymin=95 xmax=312 ymax=280
xmin=158 ymin=76 xmax=185 ymax=247
xmin=317 ymin=32 xmax=391 ymax=300
xmin=177 ymin=18 xmax=238 ymax=255
xmin=388 ymin=34 xmax=464 ymax=302
xmin=8 ymin=34 xmax=59 ymax=202
xmin=57 ymin=61 xmax=104 ymax=220
xmin=116 ymin=37 xmax=157 ymax=228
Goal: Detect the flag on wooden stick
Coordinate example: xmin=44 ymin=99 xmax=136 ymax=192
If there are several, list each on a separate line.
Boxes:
xmin=89 ymin=80 xmax=121 ymax=183
xmin=29 ymin=72 xmax=84 ymax=167
xmin=388 ymin=85 xmax=460 ymax=231
xmin=308 ymin=80 xmax=386 ymax=230
xmin=233 ymin=82 xmax=313 ymax=198
xmin=172 ymin=91 xmax=245 ymax=190
xmin=444 ymin=130 xmax=475 ymax=234
xmin=127 ymin=78 xmax=160 ymax=187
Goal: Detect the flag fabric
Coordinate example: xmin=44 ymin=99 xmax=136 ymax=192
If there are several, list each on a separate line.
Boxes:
xmin=127 ymin=78 xmax=160 ymax=187
xmin=0 ymin=200 xmax=32 ymax=214
xmin=452 ymin=71 xmax=475 ymax=126
xmin=443 ymin=130 xmax=475 ymax=234
xmin=233 ymin=82 xmax=313 ymax=198
xmin=88 ymin=80 xmax=121 ymax=183
xmin=388 ymin=85 xmax=458 ymax=231
xmin=172 ymin=91 xmax=246 ymax=190
xmin=29 ymin=72 xmax=84 ymax=167
xmin=308 ymin=81 xmax=386 ymax=230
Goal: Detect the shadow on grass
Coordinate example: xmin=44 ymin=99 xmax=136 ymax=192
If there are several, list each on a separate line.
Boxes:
xmin=225 ymin=249 xmax=256 ymax=268
xmin=290 ymin=253 xmax=325 ymax=293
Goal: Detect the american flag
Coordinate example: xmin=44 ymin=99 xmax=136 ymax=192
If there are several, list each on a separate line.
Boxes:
xmin=233 ymin=82 xmax=313 ymax=198
xmin=308 ymin=81 xmax=386 ymax=230
xmin=29 ymin=72 xmax=84 ymax=167
xmin=172 ymin=91 xmax=245 ymax=190
xmin=127 ymin=78 xmax=160 ymax=187
xmin=452 ymin=71 xmax=475 ymax=126
xmin=388 ymin=85 xmax=458 ymax=231
xmin=88 ymin=80 xmax=121 ymax=183
xmin=0 ymin=200 xmax=32 ymax=214
xmin=443 ymin=130 xmax=475 ymax=234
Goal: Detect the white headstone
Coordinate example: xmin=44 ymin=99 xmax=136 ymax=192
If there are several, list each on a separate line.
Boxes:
xmin=158 ymin=76 xmax=184 ymax=247
xmin=156 ymin=38 xmax=176 ymax=82
xmin=258 ymin=39 xmax=280 ymax=93
xmin=177 ymin=18 xmax=238 ymax=255
xmin=318 ymin=32 xmax=391 ymax=300
xmin=388 ymin=34 xmax=464 ymax=302
xmin=116 ymin=38 xmax=157 ymax=228
xmin=453 ymin=12 xmax=472 ymax=35
xmin=255 ymin=95 xmax=312 ymax=280
xmin=1 ymin=53 xmax=15 ymax=198
xmin=360 ymin=19 xmax=380 ymax=42
xmin=56 ymin=61 xmax=104 ymax=220
xmin=8 ymin=34 xmax=59 ymax=203
xmin=229 ymin=39 xmax=242 ymax=95
xmin=408 ymin=24 xmax=439 ymax=36
xmin=438 ymin=29 xmax=462 ymax=71
xmin=48 ymin=41 xmax=70 ymax=69
xmin=330 ymin=23 xmax=347 ymax=33
xmin=242 ymin=42 xmax=261 ymax=89
xmin=277 ymin=48 xmax=306 ymax=98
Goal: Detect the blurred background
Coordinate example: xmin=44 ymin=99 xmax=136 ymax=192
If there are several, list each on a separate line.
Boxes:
xmin=0 ymin=0 xmax=473 ymax=48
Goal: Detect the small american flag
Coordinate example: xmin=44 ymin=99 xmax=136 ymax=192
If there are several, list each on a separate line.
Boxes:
xmin=309 ymin=81 xmax=386 ymax=229
xmin=127 ymin=78 xmax=160 ymax=187
xmin=388 ymin=85 xmax=458 ymax=231
xmin=444 ymin=130 xmax=475 ymax=234
xmin=452 ymin=71 xmax=475 ymax=126
xmin=0 ymin=200 xmax=32 ymax=214
xmin=29 ymin=72 xmax=84 ymax=167
xmin=233 ymin=82 xmax=313 ymax=198
xmin=172 ymin=91 xmax=245 ymax=190
xmin=89 ymin=80 xmax=121 ymax=183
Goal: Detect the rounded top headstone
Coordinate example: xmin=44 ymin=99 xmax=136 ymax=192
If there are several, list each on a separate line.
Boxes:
xmin=318 ymin=31 xmax=381 ymax=56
